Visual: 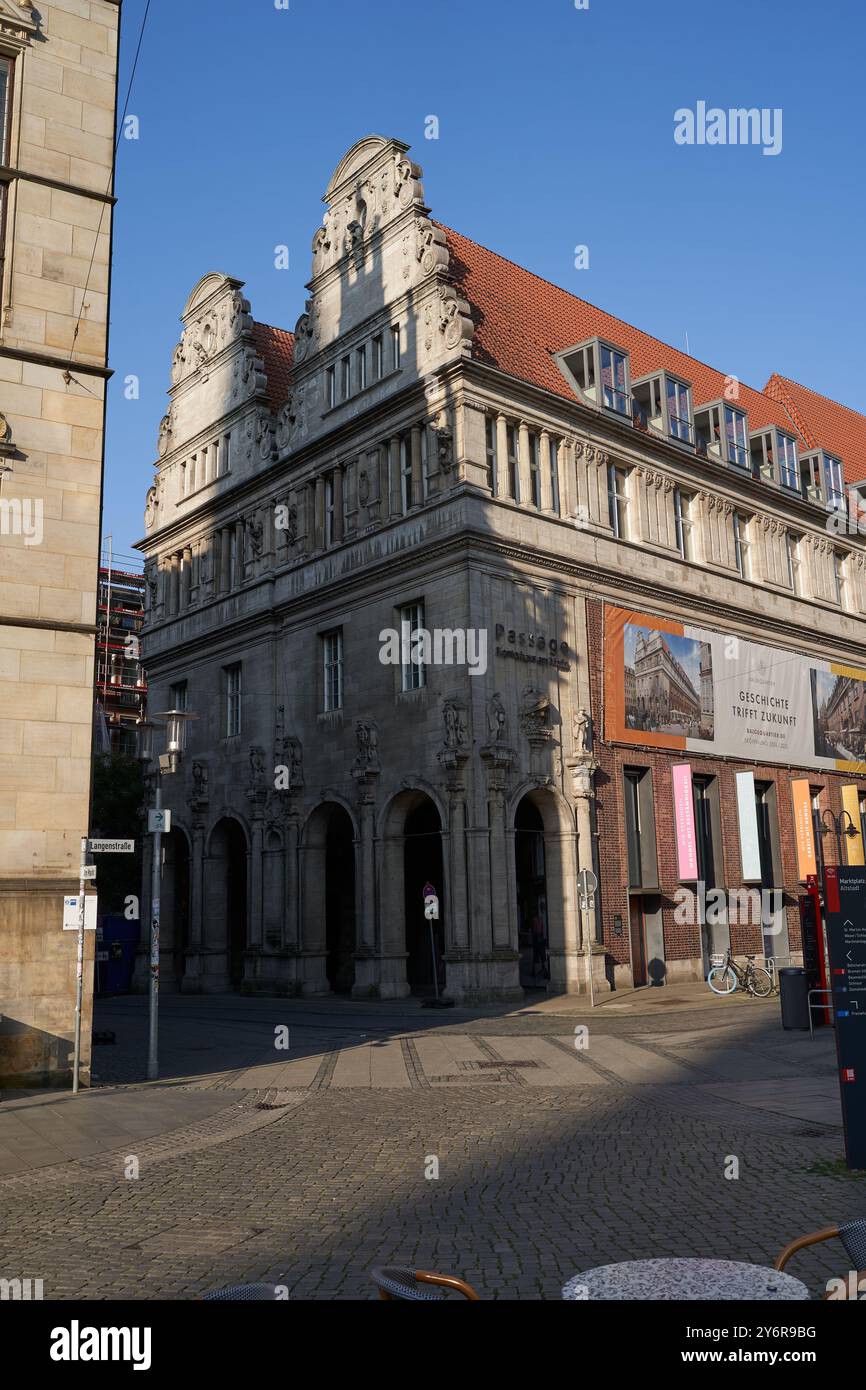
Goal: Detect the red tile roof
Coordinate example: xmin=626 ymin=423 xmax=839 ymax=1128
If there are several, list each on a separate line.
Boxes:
xmin=252 ymin=321 xmax=294 ymax=411
xmin=764 ymin=374 xmax=866 ymax=484
xmin=439 ymin=222 xmax=802 ymax=439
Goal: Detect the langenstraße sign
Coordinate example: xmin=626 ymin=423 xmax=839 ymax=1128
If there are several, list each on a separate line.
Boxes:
xmin=88 ymin=839 xmax=135 ymax=853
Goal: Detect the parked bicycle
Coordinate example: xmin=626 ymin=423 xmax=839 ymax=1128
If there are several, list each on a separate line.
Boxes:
xmin=707 ymin=948 xmax=774 ymax=998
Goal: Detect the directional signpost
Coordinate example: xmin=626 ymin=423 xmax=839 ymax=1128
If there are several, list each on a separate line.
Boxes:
xmin=71 ymin=836 xmax=135 ymax=1093
xmin=823 ymin=866 xmax=866 ymax=1170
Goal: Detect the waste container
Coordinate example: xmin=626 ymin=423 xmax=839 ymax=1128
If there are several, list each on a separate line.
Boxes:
xmin=779 ymin=967 xmax=810 ymax=1030
xmin=95 ymin=914 xmax=138 ymax=996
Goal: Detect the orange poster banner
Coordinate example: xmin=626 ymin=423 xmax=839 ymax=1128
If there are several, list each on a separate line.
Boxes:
xmin=604 ymin=605 xmax=687 ymax=751
xmin=791 ymin=779 xmax=817 ymax=880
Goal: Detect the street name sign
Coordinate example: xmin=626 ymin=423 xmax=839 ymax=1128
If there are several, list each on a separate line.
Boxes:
xmin=88 ymin=839 xmax=135 ymax=853
xmin=824 ymin=866 xmax=866 ymax=1170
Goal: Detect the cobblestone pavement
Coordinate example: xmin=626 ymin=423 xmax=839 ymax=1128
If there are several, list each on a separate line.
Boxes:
xmin=0 ymin=994 xmax=860 ymax=1301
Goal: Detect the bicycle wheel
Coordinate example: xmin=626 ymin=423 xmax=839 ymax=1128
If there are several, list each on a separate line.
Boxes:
xmin=707 ymin=966 xmax=737 ymax=995
xmin=747 ymin=967 xmax=773 ymax=998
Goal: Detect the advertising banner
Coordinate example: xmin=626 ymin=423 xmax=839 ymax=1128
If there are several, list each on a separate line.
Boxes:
xmin=672 ymin=763 xmax=698 ymax=881
xmin=604 ymin=604 xmax=866 ymax=773
xmin=791 ymin=779 xmax=817 ymax=881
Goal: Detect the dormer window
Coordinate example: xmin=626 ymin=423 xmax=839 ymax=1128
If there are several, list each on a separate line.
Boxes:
xmin=557 ymin=338 xmax=632 ymax=418
xmin=632 ymin=371 xmax=693 ymax=445
xmin=800 ymin=449 xmax=845 ymax=510
xmin=749 ymin=427 xmax=799 ymax=491
xmin=694 ymin=402 xmax=749 ymax=470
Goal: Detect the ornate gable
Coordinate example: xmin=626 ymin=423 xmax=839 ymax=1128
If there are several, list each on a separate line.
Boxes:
xmin=0 ymin=0 xmax=38 ymax=48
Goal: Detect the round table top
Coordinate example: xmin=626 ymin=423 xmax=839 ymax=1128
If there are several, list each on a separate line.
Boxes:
xmin=562 ymin=1258 xmax=810 ymax=1301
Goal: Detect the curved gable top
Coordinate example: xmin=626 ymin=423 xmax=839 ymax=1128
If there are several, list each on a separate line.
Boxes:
xmin=325 ymin=134 xmax=409 ymax=200
xmin=183 ymin=272 xmax=244 ymax=321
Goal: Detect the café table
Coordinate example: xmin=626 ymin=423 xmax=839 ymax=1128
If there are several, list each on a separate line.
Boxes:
xmin=562 ymin=1258 xmax=810 ymax=1301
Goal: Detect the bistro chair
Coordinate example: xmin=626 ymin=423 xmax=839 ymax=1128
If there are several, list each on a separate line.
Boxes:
xmin=370 ymin=1266 xmax=480 ymax=1301
xmin=774 ymin=1219 xmax=866 ymax=1297
xmin=200 ymin=1284 xmax=286 ymax=1301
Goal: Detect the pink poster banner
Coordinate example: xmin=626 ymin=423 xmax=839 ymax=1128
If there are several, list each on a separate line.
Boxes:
xmin=672 ymin=763 xmax=699 ymax=881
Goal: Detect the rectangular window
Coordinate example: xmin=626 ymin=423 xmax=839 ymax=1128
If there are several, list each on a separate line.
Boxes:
xmin=372 ymin=334 xmax=383 ymax=380
xmin=674 ymin=487 xmax=692 ymax=560
xmin=225 ymin=664 xmax=242 ymax=738
xmin=777 ymin=432 xmax=799 ymax=491
xmin=322 ymin=629 xmax=343 ymax=712
xmin=724 ymin=406 xmax=749 ymax=469
xmin=326 ymin=365 xmax=336 ymax=409
xmin=485 ymin=416 xmax=498 ymax=493
xmin=528 ymin=432 xmax=541 ymax=508
xmin=340 ymin=355 xmax=351 ymax=400
xmin=732 ymin=512 xmax=751 ymax=578
xmin=667 ymin=378 xmax=692 ymax=443
xmin=221 ymin=434 xmax=231 ymax=475
xmin=600 ymin=345 xmax=629 ymax=415
xmin=188 ymin=456 xmax=196 ymax=493
xmin=229 ymin=527 xmax=239 ymax=587
xmin=834 ymin=550 xmax=847 ymax=608
xmin=506 ymin=424 xmax=520 ymax=501
xmin=355 ymin=344 xmax=367 ymax=392
xmin=786 ymin=532 xmax=801 ymax=593
xmin=391 ymin=324 xmax=401 ymax=370
xmin=824 ymin=454 xmax=845 ymax=510
xmin=0 ymin=58 xmax=12 ymax=287
xmin=623 ymin=768 xmax=659 ymax=889
xmin=692 ymin=777 xmax=718 ymax=889
xmin=607 ymin=463 xmax=629 ymax=539
xmin=400 ymin=436 xmax=413 ymax=513
xmin=549 ymin=437 xmax=561 ymax=515
xmin=399 ymin=599 xmax=426 ymax=691
xmin=420 ymin=427 xmax=429 ymax=501
xmin=324 ymin=474 xmax=335 ymax=547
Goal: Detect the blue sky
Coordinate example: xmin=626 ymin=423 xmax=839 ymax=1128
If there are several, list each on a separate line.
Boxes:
xmin=104 ymin=0 xmax=865 ymax=557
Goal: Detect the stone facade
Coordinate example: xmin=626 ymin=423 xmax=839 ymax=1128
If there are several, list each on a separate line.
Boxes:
xmin=0 ymin=0 xmax=120 ymax=1083
xmin=136 ymin=135 xmax=866 ymax=1003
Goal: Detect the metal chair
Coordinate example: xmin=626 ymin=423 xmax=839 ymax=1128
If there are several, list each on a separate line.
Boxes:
xmin=370 ymin=1266 xmax=480 ymax=1301
xmin=774 ymin=1219 xmax=866 ymax=1297
xmin=200 ymin=1284 xmax=286 ymax=1301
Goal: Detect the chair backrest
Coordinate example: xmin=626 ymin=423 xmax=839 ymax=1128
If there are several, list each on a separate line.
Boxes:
xmin=370 ymin=1266 xmax=480 ymax=1301
xmin=201 ymin=1284 xmax=285 ymax=1301
xmin=838 ymin=1219 xmax=866 ymax=1271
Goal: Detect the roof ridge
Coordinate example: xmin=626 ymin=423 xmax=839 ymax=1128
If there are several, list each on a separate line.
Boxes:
xmin=437 ymin=221 xmax=778 ymax=406
xmin=766 ymin=371 xmax=863 ymax=421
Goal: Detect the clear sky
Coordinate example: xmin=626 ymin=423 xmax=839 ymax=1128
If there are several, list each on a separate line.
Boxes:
xmin=104 ymin=0 xmax=865 ymax=558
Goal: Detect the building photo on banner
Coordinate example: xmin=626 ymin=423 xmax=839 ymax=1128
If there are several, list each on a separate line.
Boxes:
xmin=3 ymin=0 xmax=866 ymax=1329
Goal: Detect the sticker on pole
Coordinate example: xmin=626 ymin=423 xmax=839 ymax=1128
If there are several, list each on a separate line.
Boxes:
xmin=88 ymin=839 xmax=135 ymax=853
xmin=148 ymin=809 xmax=171 ymax=834
xmin=63 ymin=896 xmax=97 ymax=930
xmin=81 ymin=865 xmax=97 ymax=881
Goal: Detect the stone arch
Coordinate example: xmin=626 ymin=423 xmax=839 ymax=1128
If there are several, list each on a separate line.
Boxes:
xmin=380 ymin=788 xmax=447 ymax=996
xmin=299 ymin=801 xmax=359 ymax=995
xmin=510 ymin=784 xmax=579 ymax=993
xmin=204 ymin=816 xmax=249 ymax=991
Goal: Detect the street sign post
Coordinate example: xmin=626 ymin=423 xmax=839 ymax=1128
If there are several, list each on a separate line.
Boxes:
xmin=148 ymin=809 xmax=171 ymax=834
xmin=823 ymin=866 xmax=866 ymax=1170
xmin=578 ymin=868 xmax=599 ymax=1008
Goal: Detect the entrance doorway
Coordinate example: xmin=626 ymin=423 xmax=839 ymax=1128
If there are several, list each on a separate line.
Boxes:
xmin=629 ymin=897 xmax=647 ymax=987
xmin=515 ymin=797 xmax=549 ymax=989
xmin=630 ymin=893 xmax=665 ymax=987
xmin=403 ymin=798 xmax=444 ymax=995
xmin=207 ymin=818 xmax=248 ymax=991
xmin=324 ymin=804 xmax=356 ymax=993
xmin=166 ymin=828 xmax=190 ymax=988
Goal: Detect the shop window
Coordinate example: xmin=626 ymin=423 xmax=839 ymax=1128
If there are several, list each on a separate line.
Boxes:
xmin=624 ymin=768 xmax=659 ymax=889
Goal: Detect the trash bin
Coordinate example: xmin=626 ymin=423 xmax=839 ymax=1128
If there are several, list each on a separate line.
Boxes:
xmin=779 ymin=966 xmax=810 ymax=1030
xmin=95 ymin=914 xmax=138 ymax=996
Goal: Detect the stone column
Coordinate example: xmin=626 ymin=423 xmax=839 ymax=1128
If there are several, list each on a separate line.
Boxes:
xmin=181 ymin=546 xmax=192 ymax=608
xmin=569 ymin=756 xmax=609 ymax=995
xmin=389 ymin=436 xmax=402 ymax=516
xmin=518 ymin=421 xmax=531 ymax=507
xmin=314 ymin=475 xmax=325 ymax=549
xmin=495 ymin=414 xmax=508 ymax=498
xmin=333 ymin=467 xmax=344 ymax=543
xmin=189 ymin=823 xmax=205 ymax=950
xmin=410 ymin=425 xmax=423 ymax=505
xmin=169 ymin=553 xmax=180 ymax=615
xmin=540 ymin=430 xmax=553 ymax=511
xmin=220 ymin=526 xmax=231 ymax=591
xmin=283 ymin=811 xmax=300 ymax=950
xmin=447 ymin=786 xmax=468 ymax=951
xmin=249 ymin=815 xmax=263 ymax=950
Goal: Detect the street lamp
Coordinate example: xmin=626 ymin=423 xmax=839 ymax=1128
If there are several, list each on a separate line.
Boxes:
xmin=137 ymin=707 xmax=197 ymax=1080
xmin=818 ymin=808 xmax=860 ymax=868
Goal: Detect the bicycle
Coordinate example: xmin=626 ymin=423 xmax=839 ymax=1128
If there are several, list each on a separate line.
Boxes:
xmin=707 ymin=948 xmax=773 ymax=998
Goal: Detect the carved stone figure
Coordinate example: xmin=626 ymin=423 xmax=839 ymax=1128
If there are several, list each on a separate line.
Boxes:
xmin=442 ymin=700 xmax=468 ymax=750
xmin=434 ymin=427 xmax=454 ymax=472
xmin=521 ymin=686 xmax=552 ymax=736
xmin=247 ymin=745 xmax=267 ymax=798
xmin=247 ymin=513 xmax=264 ymax=557
xmin=144 ymin=485 xmax=158 ymax=530
xmin=574 ymin=707 xmax=593 ymax=754
xmin=157 ymin=412 xmax=173 ymax=458
xmin=191 ymin=761 xmax=209 ymax=802
xmin=357 ymin=469 xmax=370 ymax=507
xmin=487 ymin=692 xmax=507 ymax=743
xmin=355 ymin=719 xmax=380 ymax=770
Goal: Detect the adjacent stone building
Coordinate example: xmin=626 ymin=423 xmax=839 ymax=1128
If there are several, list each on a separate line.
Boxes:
xmin=136 ymin=135 xmax=866 ymax=1003
xmin=0 ymin=0 xmax=120 ymax=1082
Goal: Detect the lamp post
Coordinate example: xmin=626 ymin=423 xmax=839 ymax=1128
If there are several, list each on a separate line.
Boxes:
xmin=819 ymin=807 xmax=860 ymax=869
xmin=137 ymin=707 xmax=196 ymax=1081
